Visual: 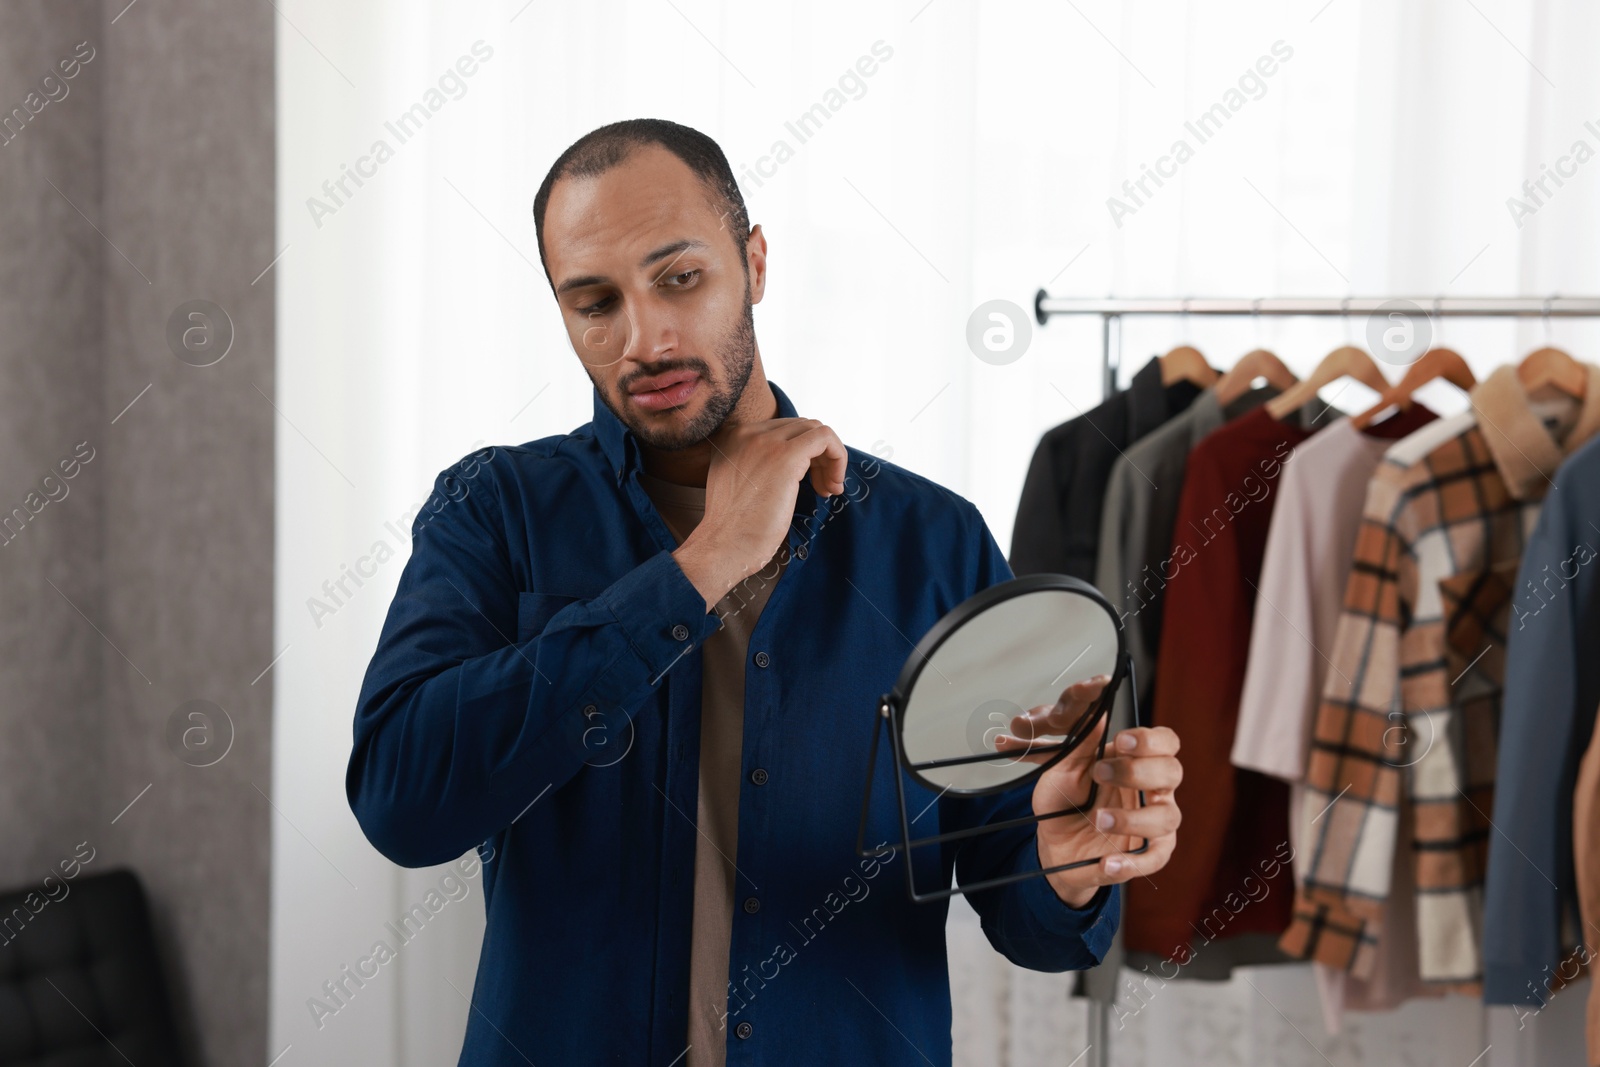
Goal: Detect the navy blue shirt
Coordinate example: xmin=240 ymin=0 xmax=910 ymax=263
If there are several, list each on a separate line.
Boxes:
xmin=348 ymin=380 xmax=1118 ymax=1065
xmin=1484 ymin=431 xmax=1600 ymax=1004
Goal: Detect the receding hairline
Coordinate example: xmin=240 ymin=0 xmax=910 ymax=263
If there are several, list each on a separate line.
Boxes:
xmin=540 ymin=146 xmax=748 ymax=293
xmin=544 ymin=141 xmax=729 ymax=227
xmin=532 ymin=119 xmax=752 ymax=289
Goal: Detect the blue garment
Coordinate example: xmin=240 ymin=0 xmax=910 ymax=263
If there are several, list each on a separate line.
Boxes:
xmin=348 ymin=380 xmax=1117 ymax=1065
xmin=1484 ymin=432 xmax=1600 ymax=1004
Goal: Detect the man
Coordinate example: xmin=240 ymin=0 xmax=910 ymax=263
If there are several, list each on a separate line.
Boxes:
xmin=347 ymin=118 xmax=1181 ymax=1066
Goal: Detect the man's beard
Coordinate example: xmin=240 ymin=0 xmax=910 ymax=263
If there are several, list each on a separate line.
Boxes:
xmin=602 ymin=295 xmax=756 ymax=451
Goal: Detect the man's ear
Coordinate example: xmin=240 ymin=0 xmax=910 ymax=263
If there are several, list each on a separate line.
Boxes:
xmin=745 ymin=223 xmax=768 ymax=304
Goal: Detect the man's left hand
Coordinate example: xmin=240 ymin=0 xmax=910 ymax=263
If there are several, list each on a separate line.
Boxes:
xmin=992 ymin=675 xmax=1182 ymax=908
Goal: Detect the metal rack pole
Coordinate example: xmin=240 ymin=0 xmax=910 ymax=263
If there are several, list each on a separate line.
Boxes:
xmin=1102 ymin=313 xmax=1120 ymax=397
xmin=1034 ymin=293 xmax=1600 ymax=320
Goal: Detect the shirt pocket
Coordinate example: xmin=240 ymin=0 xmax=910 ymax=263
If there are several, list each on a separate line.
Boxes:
xmin=516 ymin=591 xmax=584 ymax=644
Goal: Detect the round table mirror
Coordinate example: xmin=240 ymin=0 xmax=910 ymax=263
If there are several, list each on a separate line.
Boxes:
xmin=895 ymin=573 xmax=1124 ymax=793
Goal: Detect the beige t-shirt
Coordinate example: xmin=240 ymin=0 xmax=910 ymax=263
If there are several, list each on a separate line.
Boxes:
xmin=637 ymin=470 xmax=788 ymax=1067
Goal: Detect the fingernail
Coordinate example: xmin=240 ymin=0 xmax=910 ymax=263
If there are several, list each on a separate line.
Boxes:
xmin=1095 ymin=810 xmax=1114 ymax=830
xmin=1093 ymin=761 xmax=1112 ymax=781
xmin=1116 ymin=733 xmax=1137 ymax=752
xmin=1105 ymin=858 xmax=1123 ymax=875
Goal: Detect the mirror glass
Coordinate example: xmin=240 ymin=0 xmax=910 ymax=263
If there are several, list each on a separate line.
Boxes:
xmin=898 ymin=583 xmax=1120 ymax=793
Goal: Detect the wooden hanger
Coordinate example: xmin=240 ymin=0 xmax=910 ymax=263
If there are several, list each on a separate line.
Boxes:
xmin=1265 ymin=345 xmax=1389 ymax=420
xmin=1517 ymin=345 xmax=1586 ymax=399
xmin=1351 ymin=346 xmax=1476 ymax=430
xmin=1159 ymin=345 xmax=1220 ymax=388
xmin=1214 ymin=348 xmax=1297 ymax=407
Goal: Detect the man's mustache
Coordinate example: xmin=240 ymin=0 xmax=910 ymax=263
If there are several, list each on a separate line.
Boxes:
xmin=619 ymin=359 xmax=712 ymax=394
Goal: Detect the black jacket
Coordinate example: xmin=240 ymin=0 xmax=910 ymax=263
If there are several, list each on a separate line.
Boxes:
xmin=1008 ymin=357 xmax=1201 ymax=582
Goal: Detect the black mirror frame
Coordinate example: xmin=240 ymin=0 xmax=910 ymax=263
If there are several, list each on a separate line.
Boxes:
xmin=853 ymin=574 xmax=1151 ymax=903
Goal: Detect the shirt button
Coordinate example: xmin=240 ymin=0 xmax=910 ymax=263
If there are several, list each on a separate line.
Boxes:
xmin=750 ymin=768 xmax=768 ymax=785
xmin=582 ymin=704 xmax=597 ymax=716
xmin=753 ymin=651 xmax=770 ymax=668
xmin=735 ymin=1022 xmax=753 ymax=1040
xmin=671 ymin=623 xmax=689 ymax=641
xmin=743 ymin=896 xmax=760 ymax=914
xmin=795 ymin=543 xmax=809 ymax=560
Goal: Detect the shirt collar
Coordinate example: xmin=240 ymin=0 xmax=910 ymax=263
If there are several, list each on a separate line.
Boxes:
xmin=1472 ymin=362 xmax=1600 ymax=500
xmin=594 ymin=378 xmax=801 ymax=483
xmin=1127 ymin=356 xmax=1211 ymax=439
xmin=1184 ymin=389 xmax=1224 ymax=445
xmin=1126 ymin=357 xmax=1170 ymax=439
xmin=1182 ymin=383 xmax=1279 ymax=447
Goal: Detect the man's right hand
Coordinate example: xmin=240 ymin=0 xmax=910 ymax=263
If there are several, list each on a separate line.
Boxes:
xmin=673 ymin=417 xmax=848 ymax=610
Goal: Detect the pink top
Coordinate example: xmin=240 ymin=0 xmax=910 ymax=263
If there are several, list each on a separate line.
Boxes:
xmin=1234 ymin=414 xmax=1441 ymax=1031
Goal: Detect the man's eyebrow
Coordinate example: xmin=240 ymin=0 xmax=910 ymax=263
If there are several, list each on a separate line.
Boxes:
xmin=555 ymin=272 xmax=605 ymax=296
xmin=554 ymin=238 xmax=708 ymax=296
xmin=640 ymin=239 xmax=705 ymax=273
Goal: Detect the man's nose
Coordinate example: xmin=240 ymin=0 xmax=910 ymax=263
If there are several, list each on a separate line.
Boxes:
xmin=620 ymin=294 xmax=679 ymax=363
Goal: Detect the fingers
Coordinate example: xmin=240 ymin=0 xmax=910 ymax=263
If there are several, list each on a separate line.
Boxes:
xmin=1010 ymin=675 xmax=1112 ymax=740
xmin=797 ymin=425 xmax=849 ymax=497
xmin=1107 ymin=725 xmax=1180 ymax=757
xmin=992 ymin=730 xmax=1075 ymax=765
xmin=758 ymin=419 xmax=847 ymax=497
xmin=1091 ymin=752 xmax=1183 ymax=792
xmin=730 ymin=418 xmax=851 ymax=499
xmin=774 ymin=417 xmax=823 ymax=440
xmin=1089 ymin=798 xmax=1182 ymax=840
xmin=993 ymin=710 xmax=1108 ymax=766
xmin=1046 ymin=821 xmax=1176 ymax=885
xmin=1096 ymin=829 xmax=1177 ymax=883
xmin=993 ymin=676 xmax=1114 ymax=765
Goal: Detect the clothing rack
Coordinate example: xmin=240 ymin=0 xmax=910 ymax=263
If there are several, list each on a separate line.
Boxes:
xmin=1033 ymin=292 xmax=1600 ymax=397
xmin=1030 ymin=291 xmax=1600 ymax=1067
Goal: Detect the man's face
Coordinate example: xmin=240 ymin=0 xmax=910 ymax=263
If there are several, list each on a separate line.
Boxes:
xmin=543 ymin=145 xmax=763 ymax=450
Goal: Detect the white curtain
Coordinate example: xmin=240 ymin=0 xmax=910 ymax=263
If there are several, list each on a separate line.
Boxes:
xmin=273 ymin=1 xmax=1600 ymax=1064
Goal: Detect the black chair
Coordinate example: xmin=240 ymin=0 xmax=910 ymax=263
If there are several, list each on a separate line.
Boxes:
xmin=0 ymin=868 xmax=188 ymax=1066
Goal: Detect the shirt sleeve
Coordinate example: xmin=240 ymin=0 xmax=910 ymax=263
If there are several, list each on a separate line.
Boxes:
xmin=346 ymin=454 xmax=721 ymax=868
xmin=1234 ymin=462 xmax=1317 ymax=781
xmin=1096 ymin=455 xmax=1141 ymax=735
xmin=945 ymin=505 xmax=1120 ymax=971
xmin=1009 ymin=428 xmax=1071 ymax=576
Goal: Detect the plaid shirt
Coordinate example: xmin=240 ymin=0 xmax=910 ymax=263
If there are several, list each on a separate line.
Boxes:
xmin=1289 ymin=365 xmax=1600 ymax=986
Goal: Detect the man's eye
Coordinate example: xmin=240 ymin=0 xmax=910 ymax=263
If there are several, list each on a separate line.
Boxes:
xmin=664 ymin=269 xmax=701 ymax=287
xmin=576 ymin=296 xmax=613 ymax=315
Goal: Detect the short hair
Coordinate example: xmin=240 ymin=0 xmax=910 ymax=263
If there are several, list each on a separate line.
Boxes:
xmin=531 ymin=118 xmax=751 ymax=288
